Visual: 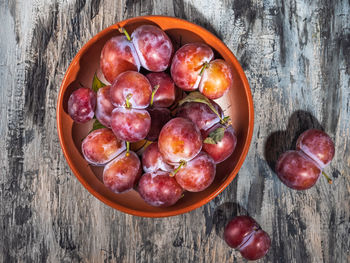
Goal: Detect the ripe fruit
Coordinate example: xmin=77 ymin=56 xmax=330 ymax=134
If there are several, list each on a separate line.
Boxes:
xmin=275 ymin=129 xmax=335 ymax=190
xmin=82 ymin=128 xmax=125 ymax=166
xmin=137 ymin=170 xmax=183 ymax=207
xmin=239 ymin=229 xmax=272 ymax=261
xmin=199 ymin=59 xmax=233 ymax=99
xmin=171 ymin=43 xmax=214 ymax=91
xmin=146 ymin=108 xmax=171 ymax=141
xmin=95 ymin=86 xmax=114 ymax=128
xmin=158 ymin=117 xmax=202 ymax=163
xmin=109 ymin=71 xmax=152 ymax=109
xmin=100 ymin=35 xmax=140 ymax=83
xmin=142 ymin=142 xmax=173 ymax=173
xmin=103 ymin=151 xmax=141 ymax=193
xmin=224 ymin=216 xmax=259 ymax=248
xmin=146 ymin=72 xmax=176 ymax=107
xmin=68 ymin=87 xmax=96 ymax=123
xmin=202 ymin=124 xmax=237 ymax=163
xmin=175 ymin=152 xmax=216 ymax=192
xmin=171 ymin=43 xmax=233 ymax=99
xmin=275 ymin=150 xmax=321 ymax=190
xmin=131 ymin=25 xmax=173 ymax=72
xmin=110 ymin=107 xmax=151 ymax=142
xmin=177 ymin=101 xmax=223 ymax=132
xmin=224 ymin=216 xmax=271 ymax=261
xmin=296 ymin=129 xmax=335 ymax=168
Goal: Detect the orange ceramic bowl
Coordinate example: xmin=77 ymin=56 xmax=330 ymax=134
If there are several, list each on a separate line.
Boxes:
xmin=56 ymin=16 xmax=254 ymax=217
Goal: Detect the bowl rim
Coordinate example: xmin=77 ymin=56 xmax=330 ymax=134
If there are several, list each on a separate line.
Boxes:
xmin=56 ymin=15 xmax=254 ymax=218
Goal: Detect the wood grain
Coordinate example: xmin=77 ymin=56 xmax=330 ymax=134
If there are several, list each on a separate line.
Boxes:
xmin=1 ymin=0 xmax=349 ymax=262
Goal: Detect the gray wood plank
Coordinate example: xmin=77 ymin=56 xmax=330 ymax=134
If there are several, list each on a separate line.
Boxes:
xmin=1 ymin=0 xmax=349 ymax=262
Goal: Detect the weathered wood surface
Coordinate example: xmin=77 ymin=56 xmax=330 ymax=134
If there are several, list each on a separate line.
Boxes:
xmin=1 ymin=0 xmax=349 ymax=262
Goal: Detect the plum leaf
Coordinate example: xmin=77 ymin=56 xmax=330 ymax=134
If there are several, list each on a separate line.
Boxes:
xmin=204 ymin=127 xmax=225 ymax=144
xmin=92 ymin=73 xmax=106 ymax=92
xmin=178 ymin=91 xmax=222 ymax=120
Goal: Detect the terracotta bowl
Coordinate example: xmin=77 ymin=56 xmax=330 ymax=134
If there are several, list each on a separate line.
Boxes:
xmin=56 ymin=16 xmax=254 ymax=217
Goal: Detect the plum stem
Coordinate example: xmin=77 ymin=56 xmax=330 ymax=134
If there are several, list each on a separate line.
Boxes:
xmin=170 ymin=160 xmax=187 ymax=177
xmin=118 ymin=27 xmax=131 ymax=41
xmin=125 ymin=94 xmax=133 ymax=109
xmin=199 ymin=62 xmax=209 ymax=76
xmin=126 ymin=141 xmax=130 ymax=157
xmin=215 ymin=112 xmax=225 ymax=124
xmin=322 ymin=171 xmax=333 ymax=184
xmin=150 ymin=85 xmax=160 ymax=107
xmin=220 ymin=116 xmax=232 ymax=126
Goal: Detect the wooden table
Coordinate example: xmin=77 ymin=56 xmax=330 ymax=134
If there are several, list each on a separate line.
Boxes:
xmin=1 ymin=0 xmax=349 ymax=262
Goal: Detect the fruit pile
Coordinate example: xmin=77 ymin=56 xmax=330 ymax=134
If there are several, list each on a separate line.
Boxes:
xmin=68 ymin=25 xmax=237 ymax=208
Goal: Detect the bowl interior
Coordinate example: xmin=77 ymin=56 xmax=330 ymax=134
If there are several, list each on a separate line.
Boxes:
xmin=57 ymin=16 xmax=253 ymax=217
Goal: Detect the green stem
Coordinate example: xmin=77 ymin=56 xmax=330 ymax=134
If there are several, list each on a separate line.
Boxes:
xmin=170 ymin=160 xmax=187 ymax=177
xmin=220 ymin=116 xmax=231 ymax=126
xmin=199 ymin=62 xmax=209 ymax=76
xmin=126 ymin=141 xmax=130 ymax=157
xmin=203 ymin=103 xmax=224 ymax=123
xmin=322 ymin=171 xmax=333 ymax=184
xmin=150 ymin=85 xmax=160 ymax=107
xmin=118 ymin=27 xmax=131 ymax=41
xmin=125 ymin=94 xmax=133 ymax=109
xmin=212 ymin=109 xmax=224 ymax=123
